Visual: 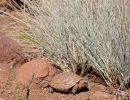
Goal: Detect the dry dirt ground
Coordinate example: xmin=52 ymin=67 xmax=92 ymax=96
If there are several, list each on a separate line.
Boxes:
xmin=0 ymin=9 xmax=129 ymax=100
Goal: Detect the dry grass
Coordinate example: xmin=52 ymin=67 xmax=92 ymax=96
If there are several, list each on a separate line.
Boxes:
xmin=8 ymin=0 xmax=130 ymax=86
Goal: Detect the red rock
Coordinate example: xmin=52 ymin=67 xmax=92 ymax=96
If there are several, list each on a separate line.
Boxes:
xmin=89 ymin=91 xmax=116 ymax=100
xmin=16 ymin=58 xmax=56 ymax=86
xmin=0 ymin=34 xmax=26 ymax=67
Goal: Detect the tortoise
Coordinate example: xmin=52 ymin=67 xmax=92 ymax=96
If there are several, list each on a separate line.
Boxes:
xmin=48 ymin=72 xmax=88 ymax=94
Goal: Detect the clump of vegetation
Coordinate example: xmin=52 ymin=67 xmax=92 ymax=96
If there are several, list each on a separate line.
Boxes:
xmin=11 ymin=0 xmax=130 ymax=86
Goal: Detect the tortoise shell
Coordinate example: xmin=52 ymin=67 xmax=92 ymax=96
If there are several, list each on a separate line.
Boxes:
xmin=49 ymin=72 xmax=82 ymax=92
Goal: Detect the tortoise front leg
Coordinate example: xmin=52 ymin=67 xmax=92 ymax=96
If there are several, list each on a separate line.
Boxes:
xmin=72 ymin=84 xmax=79 ymax=94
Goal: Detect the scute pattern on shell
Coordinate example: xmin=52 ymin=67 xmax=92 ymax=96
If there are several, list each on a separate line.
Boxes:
xmin=50 ymin=72 xmax=82 ymax=91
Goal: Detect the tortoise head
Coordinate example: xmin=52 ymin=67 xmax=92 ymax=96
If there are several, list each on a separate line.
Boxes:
xmin=78 ymin=79 xmax=88 ymax=88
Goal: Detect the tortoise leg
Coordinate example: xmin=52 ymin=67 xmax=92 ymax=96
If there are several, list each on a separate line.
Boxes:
xmin=72 ymin=84 xmax=79 ymax=94
xmin=48 ymin=87 xmax=54 ymax=93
